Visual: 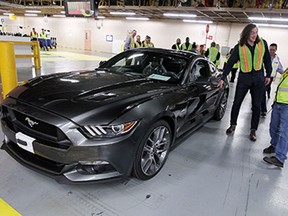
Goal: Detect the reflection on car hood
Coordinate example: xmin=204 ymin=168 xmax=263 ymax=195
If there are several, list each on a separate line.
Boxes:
xmin=11 ymin=70 xmax=175 ymax=125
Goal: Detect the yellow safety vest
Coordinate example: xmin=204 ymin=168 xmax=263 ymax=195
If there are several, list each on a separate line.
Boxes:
xmin=174 ymin=44 xmax=181 ymax=50
xmin=40 ymin=32 xmax=46 ymax=39
xmin=130 ymin=36 xmax=135 ymax=49
xmin=181 ymin=43 xmax=192 ymax=51
xmin=271 ymin=55 xmax=280 ymax=77
xmin=225 ymin=55 xmax=239 ymax=69
xmin=143 ymin=41 xmax=154 ymax=48
xmin=31 ymin=31 xmax=38 ymax=39
xmin=135 ymin=41 xmax=141 ymax=48
xmin=208 ymin=47 xmax=218 ymax=62
xmin=239 ymin=39 xmax=265 ymax=73
xmin=275 ymin=69 xmax=288 ymax=104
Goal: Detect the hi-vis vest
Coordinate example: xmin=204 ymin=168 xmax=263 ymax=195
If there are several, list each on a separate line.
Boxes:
xmin=181 ymin=43 xmax=192 ymax=51
xmin=31 ymin=31 xmax=38 ymax=39
xmin=271 ymin=55 xmax=280 ymax=77
xmin=225 ymin=55 xmax=239 ymax=69
xmin=275 ymin=69 xmax=288 ymax=104
xmin=208 ymin=47 xmax=218 ymax=62
xmin=143 ymin=41 xmax=154 ymax=48
xmin=130 ymin=36 xmax=135 ymax=49
xmin=239 ymin=39 xmax=265 ymax=73
xmin=174 ymin=44 xmax=181 ymax=50
xmin=40 ymin=32 xmax=46 ymax=39
xmin=135 ymin=41 xmax=141 ymax=48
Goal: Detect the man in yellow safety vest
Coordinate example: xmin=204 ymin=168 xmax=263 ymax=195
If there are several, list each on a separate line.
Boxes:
xmin=217 ymin=23 xmax=272 ymax=142
xmin=124 ymin=30 xmax=137 ymax=51
xmin=263 ymin=68 xmax=288 ymax=168
xmin=205 ymin=41 xmax=220 ymax=65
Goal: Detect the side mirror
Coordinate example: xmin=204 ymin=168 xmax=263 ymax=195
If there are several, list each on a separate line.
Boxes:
xmin=99 ymin=60 xmax=106 ymax=67
xmin=209 ymin=76 xmax=220 ymax=87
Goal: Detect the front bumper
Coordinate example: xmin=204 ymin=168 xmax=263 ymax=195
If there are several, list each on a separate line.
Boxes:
xmin=1 ymin=99 xmax=145 ymax=183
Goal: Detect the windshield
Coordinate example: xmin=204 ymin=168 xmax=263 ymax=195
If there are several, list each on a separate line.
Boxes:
xmin=99 ymin=51 xmax=188 ymax=83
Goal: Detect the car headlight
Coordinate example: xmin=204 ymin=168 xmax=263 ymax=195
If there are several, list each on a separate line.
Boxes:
xmin=80 ymin=121 xmax=138 ymax=138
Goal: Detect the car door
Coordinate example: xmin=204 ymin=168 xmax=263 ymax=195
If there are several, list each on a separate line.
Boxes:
xmin=178 ymin=59 xmax=218 ymax=135
xmin=191 ymin=59 xmax=219 ymax=120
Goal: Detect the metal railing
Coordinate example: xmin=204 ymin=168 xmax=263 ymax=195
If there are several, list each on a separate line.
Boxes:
xmin=0 ymin=41 xmax=41 ymax=99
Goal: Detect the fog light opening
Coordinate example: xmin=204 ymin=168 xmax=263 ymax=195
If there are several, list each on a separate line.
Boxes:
xmin=76 ymin=161 xmax=115 ymax=175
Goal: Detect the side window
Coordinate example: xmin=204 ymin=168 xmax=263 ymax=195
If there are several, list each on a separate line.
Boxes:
xmin=189 ymin=60 xmax=211 ymax=83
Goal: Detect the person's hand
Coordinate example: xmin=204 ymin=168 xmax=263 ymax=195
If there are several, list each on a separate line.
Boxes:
xmin=217 ymin=79 xmax=224 ymax=88
xmin=265 ymin=77 xmax=271 ymax=86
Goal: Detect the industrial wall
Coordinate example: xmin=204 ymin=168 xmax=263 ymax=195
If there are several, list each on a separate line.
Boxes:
xmin=1 ymin=15 xmax=287 ymax=68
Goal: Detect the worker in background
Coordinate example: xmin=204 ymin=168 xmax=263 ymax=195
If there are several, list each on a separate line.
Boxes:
xmin=199 ymin=44 xmax=205 ymax=56
xmin=181 ymin=37 xmax=192 ymax=51
xmin=171 ymin=38 xmax=181 ymax=50
xmin=223 ymin=48 xmax=239 ymax=83
xmin=135 ymin=35 xmax=142 ymax=48
xmin=263 ymin=68 xmax=288 ymax=168
xmin=217 ymin=23 xmax=272 ymax=142
xmin=39 ymin=28 xmax=49 ymax=51
xmin=215 ymin=43 xmax=221 ymax=67
xmin=30 ymin=28 xmax=38 ymax=41
xmin=142 ymin=35 xmax=154 ymax=48
xmin=191 ymin=42 xmax=198 ymax=54
xmin=46 ymin=30 xmax=53 ymax=50
xmin=124 ymin=29 xmax=137 ymax=51
xmin=261 ymin=43 xmax=284 ymax=117
xmin=205 ymin=41 xmax=220 ymax=65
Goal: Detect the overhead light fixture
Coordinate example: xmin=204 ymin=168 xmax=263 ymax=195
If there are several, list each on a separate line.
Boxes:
xmin=52 ymin=14 xmax=65 ymax=18
xmin=183 ymin=20 xmax=213 ymax=24
xmin=110 ymin=11 xmax=135 ymax=16
xmin=96 ymin=16 xmax=105 ymax=19
xmin=163 ymin=13 xmax=196 ymax=18
xmin=256 ymin=23 xmax=288 ymax=28
xmin=3 ymin=13 xmax=14 ymax=16
xmin=249 ymin=17 xmax=288 ymax=22
xmin=25 ymin=10 xmax=41 ymax=13
xmin=126 ymin=17 xmax=149 ymax=21
xmin=24 ymin=13 xmax=38 ymax=17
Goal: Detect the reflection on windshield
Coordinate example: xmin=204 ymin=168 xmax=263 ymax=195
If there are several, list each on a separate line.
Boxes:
xmin=99 ymin=51 xmax=188 ymax=83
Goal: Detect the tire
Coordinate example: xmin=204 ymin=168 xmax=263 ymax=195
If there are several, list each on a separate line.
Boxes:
xmin=213 ymin=90 xmax=228 ymax=121
xmin=133 ymin=120 xmax=172 ymax=180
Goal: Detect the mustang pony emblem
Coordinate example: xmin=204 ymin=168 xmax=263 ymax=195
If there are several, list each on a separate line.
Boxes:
xmin=25 ymin=117 xmax=39 ymax=128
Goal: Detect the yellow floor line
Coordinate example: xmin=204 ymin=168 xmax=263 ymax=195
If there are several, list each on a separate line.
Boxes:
xmin=0 ymin=198 xmax=22 ymax=216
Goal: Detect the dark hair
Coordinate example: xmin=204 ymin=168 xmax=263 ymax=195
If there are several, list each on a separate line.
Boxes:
xmin=239 ymin=23 xmax=260 ymax=46
xmin=192 ymin=42 xmax=197 ymax=49
xmin=270 ymin=43 xmax=277 ymax=49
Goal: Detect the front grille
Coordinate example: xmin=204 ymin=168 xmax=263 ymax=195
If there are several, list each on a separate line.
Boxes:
xmin=14 ymin=110 xmax=57 ymax=137
xmin=2 ymin=106 xmax=72 ymax=150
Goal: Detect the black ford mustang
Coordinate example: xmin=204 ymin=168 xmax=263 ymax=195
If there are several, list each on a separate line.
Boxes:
xmin=1 ymin=48 xmax=229 ymax=183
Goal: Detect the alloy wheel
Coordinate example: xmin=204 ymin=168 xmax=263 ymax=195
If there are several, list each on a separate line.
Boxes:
xmin=140 ymin=125 xmax=171 ymax=176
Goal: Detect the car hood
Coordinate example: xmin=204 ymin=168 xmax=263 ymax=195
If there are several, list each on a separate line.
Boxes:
xmin=10 ymin=70 xmax=175 ymax=125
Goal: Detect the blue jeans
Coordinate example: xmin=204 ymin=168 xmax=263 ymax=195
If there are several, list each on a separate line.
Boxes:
xmin=270 ymin=103 xmax=288 ymax=163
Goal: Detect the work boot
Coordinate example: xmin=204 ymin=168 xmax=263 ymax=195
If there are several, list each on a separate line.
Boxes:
xmin=226 ymin=125 xmax=236 ymax=135
xmin=250 ymin=129 xmax=257 ymax=141
xmin=261 ymin=112 xmax=267 ymax=117
xmin=263 ymin=145 xmax=275 ymax=154
xmin=263 ymin=156 xmax=283 ymax=168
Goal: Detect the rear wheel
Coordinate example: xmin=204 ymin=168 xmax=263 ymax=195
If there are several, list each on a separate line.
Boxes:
xmin=133 ymin=120 xmax=172 ymax=180
xmin=213 ymin=90 xmax=228 ymax=121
